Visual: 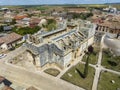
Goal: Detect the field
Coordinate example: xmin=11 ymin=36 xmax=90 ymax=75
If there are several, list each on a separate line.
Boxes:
xmin=102 ymin=49 xmax=120 ymax=72
xmin=98 ymin=71 xmax=120 ymax=90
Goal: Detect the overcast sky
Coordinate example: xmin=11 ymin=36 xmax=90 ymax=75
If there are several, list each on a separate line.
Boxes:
xmin=0 ymin=0 xmax=119 ymax=5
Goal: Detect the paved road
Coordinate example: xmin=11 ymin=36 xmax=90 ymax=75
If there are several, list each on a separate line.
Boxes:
xmin=92 ymin=67 xmax=101 ymax=90
xmin=92 ymin=38 xmax=103 ymax=90
xmin=0 ymin=46 xmax=83 ymax=90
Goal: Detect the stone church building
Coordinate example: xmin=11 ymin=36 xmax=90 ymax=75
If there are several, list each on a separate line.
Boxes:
xmin=24 ymin=20 xmax=96 ymax=69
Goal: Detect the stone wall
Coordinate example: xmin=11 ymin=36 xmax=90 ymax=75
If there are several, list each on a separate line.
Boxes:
xmin=25 ymin=43 xmax=64 ymax=68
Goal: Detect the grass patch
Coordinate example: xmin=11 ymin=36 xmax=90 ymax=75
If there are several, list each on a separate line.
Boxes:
xmin=44 ymin=68 xmax=60 ymax=77
xmin=61 ymin=63 xmax=95 ymax=90
xmin=102 ymin=49 xmax=120 ymax=72
xmin=98 ymin=71 xmax=120 ymax=90
xmin=82 ymin=45 xmax=99 ymax=65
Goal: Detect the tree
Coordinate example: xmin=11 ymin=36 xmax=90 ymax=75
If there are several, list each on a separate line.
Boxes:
xmin=0 ymin=25 xmax=3 ymax=32
xmin=83 ymin=55 xmax=89 ymax=78
xmin=24 ymin=9 xmax=28 ymax=11
xmin=72 ymin=12 xmax=93 ymax=20
xmin=116 ymin=33 xmax=120 ymax=39
xmin=12 ymin=26 xmax=41 ymax=35
xmin=10 ymin=19 xmax=16 ymax=25
xmin=45 ymin=19 xmax=57 ymax=31
xmin=47 ymin=19 xmax=56 ymax=25
xmin=47 ymin=23 xmax=56 ymax=31
xmin=27 ymin=13 xmax=33 ymax=17
xmin=83 ymin=45 xmax=93 ymax=78
xmin=88 ymin=45 xmax=94 ymax=53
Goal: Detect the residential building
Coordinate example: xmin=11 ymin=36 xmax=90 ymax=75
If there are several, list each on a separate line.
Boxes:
xmin=29 ymin=18 xmax=41 ymax=28
xmin=96 ymin=21 xmax=120 ymax=34
xmin=0 ymin=32 xmax=23 ymax=50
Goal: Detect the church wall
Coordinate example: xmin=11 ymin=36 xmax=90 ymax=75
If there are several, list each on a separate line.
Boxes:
xmin=63 ymin=52 xmax=72 ymax=67
xmin=88 ymin=36 xmax=94 ymax=46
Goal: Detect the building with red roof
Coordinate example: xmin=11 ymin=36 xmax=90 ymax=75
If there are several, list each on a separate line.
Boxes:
xmin=0 ymin=32 xmax=23 ymax=50
xmin=14 ymin=14 xmax=28 ymax=20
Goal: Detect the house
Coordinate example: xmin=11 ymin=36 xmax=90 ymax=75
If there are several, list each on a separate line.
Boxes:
xmin=15 ymin=17 xmax=30 ymax=27
xmin=29 ymin=18 xmax=41 ymax=28
xmin=96 ymin=21 xmax=120 ymax=34
xmin=14 ymin=14 xmax=28 ymax=20
xmin=3 ymin=26 xmax=12 ymax=31
xmin=0 ymin=32 xmax=23 ymax=50
xmin=92 ymin=18 xmax=103 ymax=24
xmin=14 ymin=14 xmax=29 ymax=27
xmin=3 ymin=11 xmax=15 ymax=23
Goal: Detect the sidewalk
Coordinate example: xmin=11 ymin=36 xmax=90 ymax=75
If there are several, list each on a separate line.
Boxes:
xmin=92 ymin=47 xmax=103 ymax=90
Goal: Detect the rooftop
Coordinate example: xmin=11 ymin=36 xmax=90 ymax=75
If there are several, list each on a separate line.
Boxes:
xmin=98 ymin=21 xmax=120 ymax=29
xmin=0 ymin=32 xmax=22 ymax=45
xmin=14 ymin=15 xmax=28 ymax=20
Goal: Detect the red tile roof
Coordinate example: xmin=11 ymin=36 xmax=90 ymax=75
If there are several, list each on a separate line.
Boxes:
xmin=0 ymin=32 xmax=22 ymax=45
xmin=14 ymin=15 xmax=28 ymax=20
xmin=0 ymin=39 xmax=4 ymax=45
xmin=30 ymin=18 xmax=41 ymax=24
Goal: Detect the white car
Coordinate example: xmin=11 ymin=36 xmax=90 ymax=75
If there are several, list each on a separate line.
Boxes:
xmin=0 ymin=54 xmax=7 ymax=59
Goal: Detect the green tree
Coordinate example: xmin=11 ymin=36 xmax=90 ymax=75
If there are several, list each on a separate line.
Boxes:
xmin=84 ymin=54 xmax=89 ymax=78
xmin=72 ymin=12 xmax=93 ymax=20
xmin=47 ymin=19 xmax=56 ymax=25
xmin=24 ymin=9 xmax=28 ymax=11
xmin=0 ymin=25 xmax=3 ymax=32
xmin=83 ymin=45 xmax=93 ymax=78
xmin=47 ymin=23 xmax=56 ymax=31
xmin=45 ymin=19 xmax=57 ymax=31
xmin=27 ymin=13 xmax=33 ymax=17
xmin=10 ymin=19 xmax=16 ymax=25
xmin=12 ymin=26 xmax=41 ymax=35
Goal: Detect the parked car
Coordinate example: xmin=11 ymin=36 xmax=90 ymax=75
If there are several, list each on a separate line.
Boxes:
xmin=0 ymin=54 xmax=7 ymax=59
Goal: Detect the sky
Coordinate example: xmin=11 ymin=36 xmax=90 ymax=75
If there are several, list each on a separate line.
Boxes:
xmin=0 ymin=0 xmax=119 ymax=5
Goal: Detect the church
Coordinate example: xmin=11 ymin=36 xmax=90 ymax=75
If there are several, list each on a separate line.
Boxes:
xmin=24 ymin=19 xmax=96 ymax=69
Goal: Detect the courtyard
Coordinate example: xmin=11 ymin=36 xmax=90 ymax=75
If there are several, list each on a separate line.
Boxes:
xmin=61 ymin=63 xmax=95 ymax=90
